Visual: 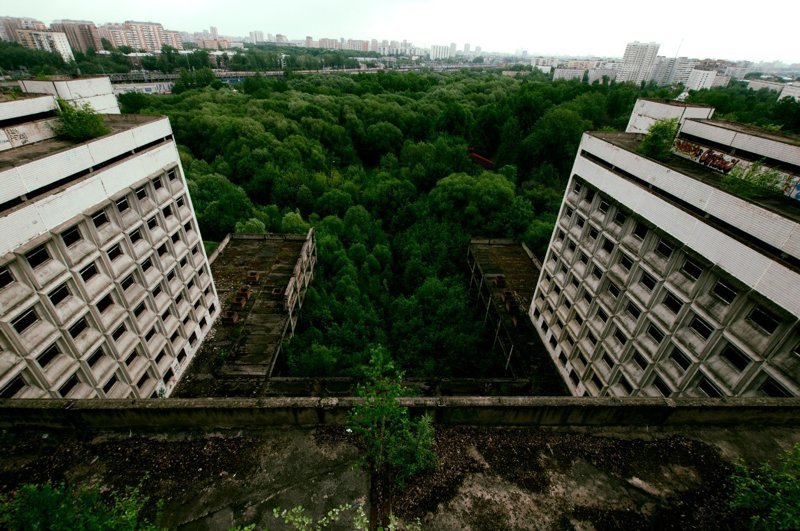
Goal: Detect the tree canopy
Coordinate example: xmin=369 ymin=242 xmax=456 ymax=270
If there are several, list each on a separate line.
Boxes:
xmin=122 ymin=71 xmax=781 ymax=379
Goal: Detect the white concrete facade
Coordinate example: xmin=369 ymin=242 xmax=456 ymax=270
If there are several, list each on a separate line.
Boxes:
xmin=780 ymin=84 xmax=800 ymax=102
xmin=19 ymin=78 xmax=121 ymax=114
xmin=0 ymin=101 xmax=219 ymax=400
xmin=15 ymin=30 xmax=74 ymax=62
xmin=746 ymin=79 xmax=784 ymax=93
xmin=587 ymin=69 xmax=617 ymax=84
xmin=686 ymin=69 xmax=717 ymax=92
xmin=530 ymin=127 xmax=800 ymax=399
xmin=429 ymin=45 xmax=451 ymax=60
xmin=553 ymin=68 xmax=584 ymax=82
xmin=625 ymin=99 xmax=714 ymax=134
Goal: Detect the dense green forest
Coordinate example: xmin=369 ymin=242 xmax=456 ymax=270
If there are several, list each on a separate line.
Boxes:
xmin=117 ymin=73 xmax=800 ymax=378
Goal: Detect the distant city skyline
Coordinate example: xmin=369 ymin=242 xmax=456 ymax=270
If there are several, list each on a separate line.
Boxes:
xmin=3 ymin=0 xmax=799 ymax=64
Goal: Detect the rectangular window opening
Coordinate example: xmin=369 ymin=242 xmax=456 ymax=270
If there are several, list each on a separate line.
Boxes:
xmin=655 ymin=239 xmax=673 ymax=259
xmin=671 ymin=348 xmax=691 ymax=371
xmin=116 ymin=197 xmax=130 ymax=212
xmin=640 ymin=272 xmax=657 ymax=291
xmin=26 ymin=245 xmax=50 ymax=268
xmin=92 ymin=210 xmax=109 ymax=228
xmin=712 ymin=281 xmax=737 ymax=305
xmin=48 ymin=284 xmax=71 ymax=306
xmin=69 ymin=317 xmax=88 ymax=338
xmin=0 ymin=268 xmax=13 ymax=289
xmin=62 ymin=227 xmax=82 ymax=247
xmin=37 ymin=344 xmax=60 ymax=369
xmin=748 ymin=306 xmax=780 ymax=335
xmin=690 ymin=316 xmax=714 ymax=340
xmin=12 ymin=309 xmax=38 ymax=334
xmin=682 ymin=259 xmax=703 ymax=280
xmin=719 ymin=344 xmax=751 ymax=372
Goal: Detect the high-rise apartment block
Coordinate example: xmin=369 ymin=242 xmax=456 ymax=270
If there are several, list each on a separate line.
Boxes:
xmin=530 ymin=99 xmax=800 ymax=399
xmin=685 ymin=69 xmax=717 ymax=91
xmin=617 ymin=42 xmax=660 ymax=85
xmin=649 ymin=56 xmax=699 ymax=86
xmin=430 ymin=45 xmax=451 ymax=60
xmin=15 ymin=30 xmax=74 ymax=62
xmin=0 ymin=16 xmax=46 ymax=42
xmin=98 ymin=21 xmax=181 ymax=52
xmin=0 ymin=78 xmax=219 ymax=399
xmin=50 ymin=20 xmax=102 ymax=54
xmin=553 ymin=68 xmax=585 ymax=82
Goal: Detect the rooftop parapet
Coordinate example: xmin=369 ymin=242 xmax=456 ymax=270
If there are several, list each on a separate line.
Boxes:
xmin=625 ymin=98 xmax=715 ymax=134
xmin=674 ymin=118 xmax=800 ymax=202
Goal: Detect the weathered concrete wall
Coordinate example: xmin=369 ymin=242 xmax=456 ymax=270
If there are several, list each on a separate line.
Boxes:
xmin=1 ymin=396 xmax=799 ymax=431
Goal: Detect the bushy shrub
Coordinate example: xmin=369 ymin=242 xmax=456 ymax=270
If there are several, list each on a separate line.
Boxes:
xmin=53 ymin=98 xmax=110 ymax=142
xmin=0 ymin=482 xmax=158 ymax=530
xmin=731 ymin=443 xmax=800 ymax=530
xmin=638 ymin=118 xmax=679 ymax=161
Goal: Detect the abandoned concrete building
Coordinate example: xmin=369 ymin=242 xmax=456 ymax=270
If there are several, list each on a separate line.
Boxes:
xmin=0 ymin=82 xmax=798 ymax=529
xmin=172 ymin=231 xmax=316 ymax=398
xmin=0 ymin=78 xmax=219 ymax=399
xmin=531 ymin=98 xmax=800 ymax=398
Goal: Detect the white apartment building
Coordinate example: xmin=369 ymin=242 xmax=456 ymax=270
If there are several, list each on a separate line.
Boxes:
xmin=15 ymin=30 xmax=74 ymax=62
xmin=124 ymin=21 xmax=165 ymax=53
xmin=553 ymin=68 xmax=585 ymax=82
xmin=673 ymin=58 xmax=700 ymax=85
xmin=99 ymin=24 xmax=141 ymax=50
xmin=781 ymin=85 xmax=800 ymax=102
xmin=686 ymin=69 xmax=717 ymax=92
xmin=0 ymin=80 xmax=219 ymax=399
xmin=617 ymin=42 xmax=660 ymax=85
xmin=98 ymin=21 xmax=180 ymax=52
xmin=746 ymin=79 xmax=785 ymax=92
xmin=530 ymin=99 xmax=800 ymax=399
xmin=650 ymin=57 xmax=699 ymax=86
xmin=429 ymin=45 xmax=451 ymax=60
xmin=587 ymin=69 xmax=617 ymax=85
xmin=648 ymin=57 xmax=676 ymax=86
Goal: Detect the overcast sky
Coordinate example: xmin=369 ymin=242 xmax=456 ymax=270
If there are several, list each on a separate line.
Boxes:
xmin=4 ymin=0 xmax=798 ymax=63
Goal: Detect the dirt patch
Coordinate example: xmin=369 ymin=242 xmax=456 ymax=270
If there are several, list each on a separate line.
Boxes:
xmin=392 ymin=427 xmax=743 ymax=530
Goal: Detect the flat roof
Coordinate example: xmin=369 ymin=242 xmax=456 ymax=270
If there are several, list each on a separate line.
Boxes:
xmin=591 ymin=131 xmax=800 ymax=224
xmin=1 ymin=399 xmax=799 ymax=529
xmin=0 ymin=91 xmax=49 ymax=103
xmin=173 ymin=234 xmax=308 ymax=398
xmin=469 ymin=239 xmax=541 ymax=306
xmin=690 ymin=118 xmax=800 ymax=147
xmin=639 ymin=98 xmax=714 ymax=109
xmin=0 ymin=114 xmax=163 ymax=169
xmin=468 ymin=239 xmax=567 ymax=394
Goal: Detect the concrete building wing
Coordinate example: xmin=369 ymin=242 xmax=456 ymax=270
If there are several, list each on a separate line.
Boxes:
xmin=0 ymin=78 xmax=218 ymax=400
xmin=625 ymin=98 xmax=715 ymax=134
xmin=18 ymin=77 xmax=121 ymax=114
xmin=531 ymin=103 xmax=800 ymax=399
xmin=173 ymin=232 xmax=316 ymax=398
xmin=686 ymin=69 xmax=717 ymax=92
xmin=553 ymin=68 xmax=584 ymax=81
xmin=50 ymin=20 xmax=102 ymax=54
